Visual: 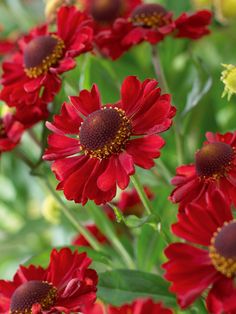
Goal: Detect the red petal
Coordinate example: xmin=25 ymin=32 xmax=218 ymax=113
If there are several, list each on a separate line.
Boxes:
xmin=69 ymin=85 xmax=101 ymax=116
xmin=163 ymin=243 xmax=220 ymax=309
xmin=97 ymin=157 xmax=117 ymax=192
xmin=120 ymin=76 xmax=142 ymax=116
xmin=126 ymin=135 xmax=165 ymax=169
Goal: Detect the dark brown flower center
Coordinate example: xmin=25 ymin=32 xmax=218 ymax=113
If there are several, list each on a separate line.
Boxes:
xmin=0 ymin=119 xmax=6 ymax=138
xmin=79 ymin=107 xmax=132 ymax=159
xmin=91 ymin=0 xmax=122 ymax=23
xmin=24 ymin=35 xmax=65 ymax=78
xmin=130 ymin=3 xmax=169 ymax=28
xmin=10 ymin=280 xmax=57 ymax=314
xmin=195 ymin=142 xmax=234 ymax=178
xmin=209 ymin=221 xmax=236 ymax=278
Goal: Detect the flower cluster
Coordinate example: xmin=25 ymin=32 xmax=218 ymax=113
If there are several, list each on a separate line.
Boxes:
xmin=94 ymin=2 xmax=212 ymax=59
xmin=0 ymin=1 xmax=212 ymax=154
xmin=163 ymin=131 xmax=236 ymax=312
xmin=0 ymin=1 xmax=227 ymax=314
xmin=0 ymin=5 xmax=93 ymax=153
xmin=170 ymin=132 xmax=236 ymax=211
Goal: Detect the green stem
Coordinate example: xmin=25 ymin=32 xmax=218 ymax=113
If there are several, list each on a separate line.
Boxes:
xmin=28 ymin=129 xmax=41 ymax=148
xmin=15 ymin=149 xmax=35 ymax=168
xmin=131 ymin=173 xmax=152 ymax=216
xmin=43 ymin=179 xmax=102 ymax=252
xmin=151 ymin=44 xmax=184 ymax=165
xmin=151 ymin=45 xmax=168 ymax=92
xmin=110 ymin=234 xmax=136 ymax=269
xmin=15 ymin=126 xmax=102 ymax=252
xmin=157 ymin=159 xmax=173 ymax=184
xmin=86 ymin=202 xmax=136 ymax=269
xmin=173 ymin=122 xmax=184 ymax=165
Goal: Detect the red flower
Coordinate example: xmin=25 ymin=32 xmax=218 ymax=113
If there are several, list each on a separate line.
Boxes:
xmin=82 ymin=298 xmax=173 ymax=314
xmin=170 ymin=132 xmax=236 ymax=211
xmin=82 ymin=0 xmax=141 ymax=59
xmin=174 ymin=10 xmax=212 ymax=40
xmin=163 ymin=190 xmax=236 ymax=312
xmin=96 ymin=4 xmax=212 ymax=60
xmin=118 ymin=186 xmax=154 ymax=217
xmin=0 ymin=248 xmax=98 ymax=313
xmin=0 ymin=113 xmax=24 ymax=153
xmin=0 ymin=6 xmax=93 ymax=111
xmin=122 ymin=4 xmax=175 ymax=45
xmin=43 ymin=76 xmax=175 ymax=205
xmin=73 ymin=224 xmax=109 ymax=247
xmin=94 ymin=18 xmax=134 ymax=60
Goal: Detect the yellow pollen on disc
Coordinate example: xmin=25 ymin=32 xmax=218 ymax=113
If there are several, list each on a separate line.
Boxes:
xmin=209 ymin=221 xmax=236 ymax=278
xmin=79 ymin=107 xmax=132 ymax=160
xmin=131 ymin=11 xmax=167 ymax=28
xmin=24 ymin=35 xmax=65 ymax=79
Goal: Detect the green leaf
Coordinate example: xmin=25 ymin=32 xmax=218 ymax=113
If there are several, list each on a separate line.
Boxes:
xmin=124 ymin=214 xmax=158 ymax=228
xmin=136 ymin=224 xmax=165 ymax=272
xmin=97 ymin=269 xmax=176 ymax=307
xmin=108 ymin=203 xmax=156 ymax=228
xmin=182 ymin=57 xmax=212 ymax=116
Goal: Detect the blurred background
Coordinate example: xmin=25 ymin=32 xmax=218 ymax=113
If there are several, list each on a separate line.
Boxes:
xmin=0 ymin=0 xmax=235 ymax=280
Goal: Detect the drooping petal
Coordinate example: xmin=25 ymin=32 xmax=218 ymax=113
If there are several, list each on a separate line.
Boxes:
xmin=163 ymin=243 xmax=220 ymax=309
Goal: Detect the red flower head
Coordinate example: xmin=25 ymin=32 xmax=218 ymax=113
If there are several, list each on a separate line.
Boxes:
xmin=170 ymin=131 xmax=236 ymax=211
xmin=117 ymin=186 xmax=154 ymax=217
xmin=163 ymin=190 xmax=236 ymax=313
xmin=0 ymin=6 xmax=93 ymax=111
xmin=73 ymin=224 xmax=109 ymax=247
xmin=96 ymin=3 xmax=212 ymax=60
xmin=0 ymin=113 xmax=24 ymax=153
xmin=83 ymin=298 xmax=173 ymax=314
xmin=0 ymin=248 xmax=98 ymax=313
xmin=43 ymin=76 xmax=175 ymax=205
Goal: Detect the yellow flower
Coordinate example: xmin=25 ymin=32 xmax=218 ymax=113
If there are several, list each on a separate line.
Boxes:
xmin=42 ymin=195 xmax=61 ymax=224
xmin=214 ymin=0 xmax=236 ymax=23
xmin=219 ymin=0 xmax=236 ymax=19
xmin=193 ymin=0 xmax=236 ymax=22
xmin=221 ymin=64 xmax=236 ymax=100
